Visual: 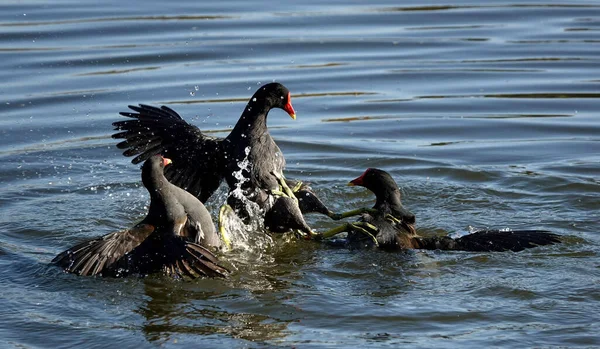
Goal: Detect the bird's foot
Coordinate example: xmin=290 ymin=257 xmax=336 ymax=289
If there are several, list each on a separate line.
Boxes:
xmin=384 ymin=214 xmax=414 ymax=234
xmin=349 ymin=222 xmax=380 ymax=247
xmin=291 ymin=181 xmax=303 ymax=193
xmin=294 ymin=229 xmax=318 ymax=240
xmin=271 ymin=171 xmax=299 ymax=204
xmin=384 ymin=214 xmax=403 ymax=225
xmin=270 ymin=189 xmax=288 ymax=197
xmin=317 ymin=221 xmax=379 ymax=247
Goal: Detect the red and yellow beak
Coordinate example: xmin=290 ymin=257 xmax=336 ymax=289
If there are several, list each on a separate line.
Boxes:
xmin=283 ymin=92 xmax=296 ymax=120
xmin=162 ymin=157 xmax=172 ymax=166
xmin=348 ymin=170 xmax=367 ymax=186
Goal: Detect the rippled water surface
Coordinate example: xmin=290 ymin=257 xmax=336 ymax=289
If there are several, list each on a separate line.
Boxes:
xmin=1 ymin=1 xmax=599 ymax=347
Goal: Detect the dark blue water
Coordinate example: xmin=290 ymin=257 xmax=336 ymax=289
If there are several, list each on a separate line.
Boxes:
xmin=1 ymin=1 xmax=599 ymax=347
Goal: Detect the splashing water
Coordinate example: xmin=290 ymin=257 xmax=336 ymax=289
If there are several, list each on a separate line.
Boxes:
xmin=222 ymin=146 xmax=274 ymax=255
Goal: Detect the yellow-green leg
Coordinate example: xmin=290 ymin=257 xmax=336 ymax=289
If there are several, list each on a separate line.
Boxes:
xmin=316 ymin=222 xmax=379 ymax=247
xmin=292 ymin=228 xmax=318 ymax=240
xmin=271 ymin=171 xmax=298 ymax=203
xmin=218 ymin=204 xmax=233 ymax=250
xmin=330 ymin=207 xmax=379 ymax=220
xmin=385 ymin=214 xmax=403 ymax=225
xmin=291 ymin=181 xmax=303 ymax=192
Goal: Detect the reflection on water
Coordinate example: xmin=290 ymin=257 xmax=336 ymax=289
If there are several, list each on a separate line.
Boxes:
xmin=139 ymin=278 xmax=291 ymax=344
xmin=1 ymin=0 xmax=600 ymax=347
xmin=139 ymin=241 xmax=314 ymax=344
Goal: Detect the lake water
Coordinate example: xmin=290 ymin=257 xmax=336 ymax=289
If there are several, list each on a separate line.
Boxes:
xmin=1 ymin=0 xmax=599 ymax=347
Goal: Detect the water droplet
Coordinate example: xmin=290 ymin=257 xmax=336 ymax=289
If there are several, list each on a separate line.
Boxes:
xmin=194 ymin=85 xmax=199 ymax=91
xmin=190 ymin=91 xmax=195 ymax=96
xmin=252 ymin=97 xmax=257 ymax=102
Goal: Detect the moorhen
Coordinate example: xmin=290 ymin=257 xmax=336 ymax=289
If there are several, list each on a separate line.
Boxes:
xmin=113 ymin=83 xmax=332 ymax=242
xmin=321 ymin=168 xmax=561 ymax=252
xmin=52 ymin=155 xmax=227 ymax=278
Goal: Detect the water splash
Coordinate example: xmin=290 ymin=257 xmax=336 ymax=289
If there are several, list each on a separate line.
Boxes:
xmin=222 ymin=146 xmax=274 ymax=254
xmin=220 ymin=209 xmax=274 ymax=264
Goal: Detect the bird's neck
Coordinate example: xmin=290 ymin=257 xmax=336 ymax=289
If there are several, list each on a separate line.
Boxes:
xmin=151 ymin=181 xmax=167 ymax=194
xmin=228 ymin=103 xmax=269 ymax=139
xmin=145 ymin=175 xmax=170 ymax=203
xmin=146 ymin=179 xmax=177 ymax=225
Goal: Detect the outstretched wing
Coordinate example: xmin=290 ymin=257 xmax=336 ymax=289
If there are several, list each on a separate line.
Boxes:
xmin=414 ymin=229 xmax=561 ymax=252
xmin=163 ymin=238 xmax=229 ymax=279
xmin=113 ymin=104 xmax=224 ymax=203
xmin=52 ymin=223 xmax=155 ymax=277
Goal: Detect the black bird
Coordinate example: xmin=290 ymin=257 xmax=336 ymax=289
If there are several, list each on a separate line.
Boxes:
xmin=113 ymin=82 xmax=334 ymax=241
xmin=326 ymin=168 xmax=561 ymax=252
xmin=286 ymin=179 xmax=335 ymax=217
xmin=113 ymin=83 xmax=295 ymax=207
xmin=262 ymin=179 xmax=341 ymax=238
xmin=264 ymin=196 xmax=313 ymax=236
xmin=52 ymin=155 xmax=227 ymax=278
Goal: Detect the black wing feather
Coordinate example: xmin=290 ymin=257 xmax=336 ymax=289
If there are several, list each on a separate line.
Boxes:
xmin=113 ymin=104 xmax=225 ymax=202
xmin=414 ymin=229 xmax=561 ymax=252
xmin=52 ymin=223 xmax=155 ymax=276
xmin=164 ymin=240 xmax=228 ymax=279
